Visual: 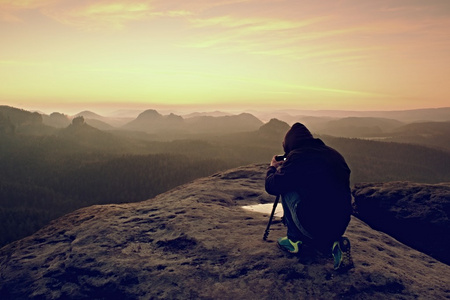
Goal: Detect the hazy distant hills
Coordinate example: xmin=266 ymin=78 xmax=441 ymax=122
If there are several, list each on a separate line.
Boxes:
xmin=83 ymin=118 xmax=116 ymax=131
xmin=260 ymin=107 xmax=450 ymax=140
xmin=366 ymin=107 xmax=450 ymax=122
xmin=74 ymin=111 xmax=133 ymax=128
xmin=0 ymin=105 xmax=55 ymax=135
xmin=258 ymin=118 xmax=291 ymax=138
xmin=74 ymin=110 xmax=103 ymax=119
xmin=265 ymin=107 xmax=450 ymax=123
xmin=183 ymin=111 xmax=232 ymax=118
xmin=42 ymin=112 xmax=71 ymax=128
xmin=122 ymin=109 xmax=185 ymax=134
xmin=385 ymin=121 xmax=450 ymax=151
xmin=0 ymin=105 xmax=42 ymax=126
xmin=3 ymin=105 xmax=450 ymax=152
xmin=12 ymin=105 xmax=448 ymax=143
xmin=184 ymin=113 xmax=263 ymax=134
xmin=268 ymin=114 xmax=450 ymax=151
xmin=56 ymin=117 xmax=128 ymax=152
xmin=122 ymin=109 xmax=263 ymax=135
xmin=316 ymin=117 xmax=404 ymax=138
xmin=42 ymin=110 xmax=131 ymax=129
xmin=390 ymin=121 xmax=450 ymax=135
xmin=0 ymin=107 xmax=135 ymax=154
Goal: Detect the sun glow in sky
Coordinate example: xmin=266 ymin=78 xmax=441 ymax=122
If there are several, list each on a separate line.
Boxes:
xmin=1 ymin=0 xmax=449 ymax=114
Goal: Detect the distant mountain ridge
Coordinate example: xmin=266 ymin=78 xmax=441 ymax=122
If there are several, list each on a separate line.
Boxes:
xmin=385 ymin=121 xmax=450 ymax=151
xmin=318 ymin=117 xmax=405 ymax=138
xmin=263 ymin=114 xmax=450 ymax=148
xmin=266 ymin=107 xmax=450 ymax=123
xmin=389 ymin=121 xmax=450 ymax=135
xmin=0 ymin=105 xmax=55 ymax=135
xmin=122 ymin=109 xmax=263 ymax=134
xmin=0 ymin=105 xmax=42 ymax=127
xmin=258 ymin=118 xmax=291 ymax=138
xmin=74 ymin=111 xmax=103 ymax=119
xmin=56 ymin=117 xmax=129 ymax=152
xmin=182 ymin=111 xmax=232 ymax=118
xmin=73 ymin=110 xmax=132 ymax=128
xmin=184 ymin=112 xmax=263 ymax=134
xmin=3 ymin=105 xmax=450 ymax=152
xmin=42 ymin=112 xmax=71 ymax=128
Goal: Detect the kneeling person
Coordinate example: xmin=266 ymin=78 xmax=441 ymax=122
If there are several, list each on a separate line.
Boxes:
xmin=265 ymin=123 xmax=354 ymax=271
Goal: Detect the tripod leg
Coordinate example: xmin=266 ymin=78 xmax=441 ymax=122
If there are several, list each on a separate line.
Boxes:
xmin=263 ymin=194 xmax=280 ymax=241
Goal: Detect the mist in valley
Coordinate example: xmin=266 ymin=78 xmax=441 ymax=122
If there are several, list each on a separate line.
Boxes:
xmin=0 ymin=105 xmax=449 ymax=248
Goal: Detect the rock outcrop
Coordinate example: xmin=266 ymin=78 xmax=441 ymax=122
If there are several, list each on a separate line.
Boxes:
xmin=1 ymin=165 xmax=450 ymax=299
xmin=352 ymin=181 xmax=450 ymax=265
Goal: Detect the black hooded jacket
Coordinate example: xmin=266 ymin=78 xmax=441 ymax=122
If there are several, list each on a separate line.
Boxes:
xmin=265 ymin=123 xmax=352 ymax=243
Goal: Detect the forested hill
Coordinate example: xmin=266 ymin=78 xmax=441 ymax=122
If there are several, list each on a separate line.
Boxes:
xmin=0 ymin=105 xmax=42 ymax=126
xmin=0 ymin=105 xmax=55 ymax=135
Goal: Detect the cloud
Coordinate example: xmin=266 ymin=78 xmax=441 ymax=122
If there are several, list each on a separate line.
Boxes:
xmin=0 ymin=0 xmax=57 ymax=10
xmin=181 ymin=3 xmax=450 ymax=65
xmin=185 ymin=15 xmax=328 ymax=47
xmin=378 ymin=4 xmax=433 ymax=13
xmin=183 ymin=14 xmax=380 ymax=64
xmin=190 ymin=14 xmax=326 ymax=31
xmin=2 ymin=0 xmax=449 ymax=64
xmin=0 ymin=0 xmax=193 ymax=30
xmin=0 ymin=60 xmax=50 ymax=66
xmin=0 ymin=0 xmax=57 ymax=22
xmin=41 ymin=1 xmax=154 ymax=30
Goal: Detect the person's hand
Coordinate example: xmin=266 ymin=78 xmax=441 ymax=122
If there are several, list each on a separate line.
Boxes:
xmin=270 ymin=155 xmax=284 ymax=168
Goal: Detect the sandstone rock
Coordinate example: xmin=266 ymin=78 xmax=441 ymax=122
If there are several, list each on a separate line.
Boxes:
xmin=352 ymin=181 xmax=450 ymax=264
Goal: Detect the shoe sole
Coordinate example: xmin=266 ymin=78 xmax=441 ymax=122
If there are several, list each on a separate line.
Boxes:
xmin=335 ymin=237 xmax=354 ymax=271
xmin=277 ymin=240 xmax=300 ymax=254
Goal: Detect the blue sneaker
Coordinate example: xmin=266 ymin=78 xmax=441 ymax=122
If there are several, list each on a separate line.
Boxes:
xmin=277 ymin=236 xmax=302 ymax=254
xmin=332 ymin=237 xmax=354 ymax=271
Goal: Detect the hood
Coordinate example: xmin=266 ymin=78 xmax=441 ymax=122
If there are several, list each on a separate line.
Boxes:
xmin=283 ymin=122 xmax=313 ymax=154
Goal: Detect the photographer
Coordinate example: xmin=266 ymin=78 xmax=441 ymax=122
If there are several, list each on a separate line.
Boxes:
xmin=265 ymin=123 xmax=353 ymax=270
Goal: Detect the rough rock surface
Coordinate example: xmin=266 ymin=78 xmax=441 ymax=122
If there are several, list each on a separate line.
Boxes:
xmin=1 ymin=164 xmax=450 ymax=299
xmin=352 ymin=181 xmax=450 ymax=265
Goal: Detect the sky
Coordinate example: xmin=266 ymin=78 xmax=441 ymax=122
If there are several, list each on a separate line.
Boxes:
xmin=1 ymin=0 xmax=449 ymax=115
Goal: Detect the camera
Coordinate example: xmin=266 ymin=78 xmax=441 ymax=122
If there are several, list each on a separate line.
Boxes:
xmin=275 ymin=155 xmax=286 ymax=161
